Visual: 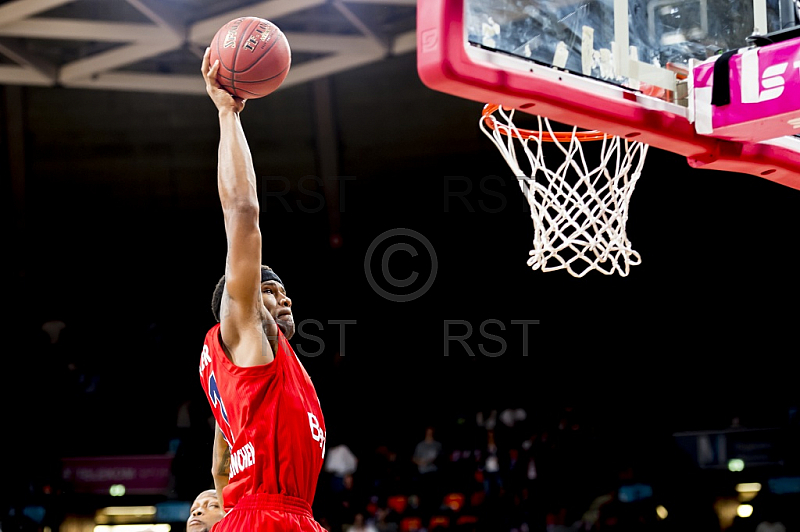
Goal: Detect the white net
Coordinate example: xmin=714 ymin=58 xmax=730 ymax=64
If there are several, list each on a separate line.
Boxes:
xmin=480 ymin=106 xmax=649 ymax=278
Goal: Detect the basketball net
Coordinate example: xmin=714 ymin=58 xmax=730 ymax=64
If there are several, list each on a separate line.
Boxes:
xmin=480 ymin=104 xmax=649 ymax=278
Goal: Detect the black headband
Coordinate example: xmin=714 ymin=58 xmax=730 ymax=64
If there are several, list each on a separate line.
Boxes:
xmin=261 ymin=269 xmax=283 ymax=288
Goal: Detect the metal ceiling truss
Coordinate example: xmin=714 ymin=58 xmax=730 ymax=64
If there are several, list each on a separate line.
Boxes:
xmin=0 ymin=0 xmax=417 ymax=94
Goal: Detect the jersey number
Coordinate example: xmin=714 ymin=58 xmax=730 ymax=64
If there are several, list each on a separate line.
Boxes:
xmin=209 ymin=372 xmax=234 ymax=443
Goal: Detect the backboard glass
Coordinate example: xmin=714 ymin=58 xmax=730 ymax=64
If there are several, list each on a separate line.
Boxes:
xmin=417 ymin=0 xmax=800 ymax=189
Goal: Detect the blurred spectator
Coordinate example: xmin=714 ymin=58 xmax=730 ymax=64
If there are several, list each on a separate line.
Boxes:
xmin=370 ymin=445 xmax=404 ymax=497
xmin=378 ymin=499 xmax=402 ymax=532
xmin=501 ymin=448 xmax=527 ymax=495
xmin=404 ymin=494 xmax=423 ymax=520
xmin=326 ymin=443 xmax=359 ymax=493
xmin=482 ymin=430 xmax=502 ymax=497
xmin=498 ymin=407 xmax=528 ymax=446
xmin=328 ymin=473 xmax=368 ymax=532
xmin=477 ymin=410 xmax=498 ymax=431
xmin=374 ymin=506 xmax=399 ymax=532
xmin=753 ymin=492 xmax=788 ymax=532
xmin=346 ymin=512 xmax=379 ymax=532
xmin=413 ymin=426 xmax=442 ymax=476
xmin=412 ymin=427 xmax=443 ymax=521
xmin=187 ymin=489 xmax=225 ymax=532
xmin=756 ymin=522 xmax=787 ymax=532
xmin=41 ymin=319 xmax=66 ymax=345
xmin=500 ymin=408 xmax=527 ymax=429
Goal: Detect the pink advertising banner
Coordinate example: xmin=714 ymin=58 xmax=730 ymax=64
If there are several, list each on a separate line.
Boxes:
xmin=693 ymin=36 xmax=800 ymax=142
xmin=61 ymin=455 xmax=173 ymax=495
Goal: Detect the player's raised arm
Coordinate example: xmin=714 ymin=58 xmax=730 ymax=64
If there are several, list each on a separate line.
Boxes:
xmin=201 ymin=47 xmax=275 ymax=366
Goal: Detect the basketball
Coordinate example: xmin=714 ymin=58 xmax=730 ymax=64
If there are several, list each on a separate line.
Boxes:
xmin=209 ymin=17 xmax=291 ymax=99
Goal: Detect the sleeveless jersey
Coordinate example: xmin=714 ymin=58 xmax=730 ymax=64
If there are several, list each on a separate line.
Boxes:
xmin=199 ymin=324 xmax=326 ymax=512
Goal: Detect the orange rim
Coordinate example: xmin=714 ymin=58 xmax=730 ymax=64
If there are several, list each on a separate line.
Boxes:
xmin=481 ymin=104 xmax=611 ymax=142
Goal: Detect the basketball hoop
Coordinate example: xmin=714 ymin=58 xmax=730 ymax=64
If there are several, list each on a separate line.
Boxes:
xmin=480 ymin=104 xmax=649 ymax=278
xmin=482 ymin=104 xmax=610 ymax=142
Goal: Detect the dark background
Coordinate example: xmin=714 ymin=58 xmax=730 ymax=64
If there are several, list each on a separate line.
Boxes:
xmin=3 ymin=20 xmax=800 ymax=531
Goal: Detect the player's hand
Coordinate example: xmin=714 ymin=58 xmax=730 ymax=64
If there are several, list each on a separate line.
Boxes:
xmin=202 ymin=47 xmax=246 ymax=114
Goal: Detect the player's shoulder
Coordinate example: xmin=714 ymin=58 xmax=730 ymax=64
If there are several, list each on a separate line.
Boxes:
xmin=204 ymin=322 xmax=222 ymax=339
xmin=276 ymin=328 xmax=299 ymax=361
xmin=202 ymin=323 xmax=223 ymax=349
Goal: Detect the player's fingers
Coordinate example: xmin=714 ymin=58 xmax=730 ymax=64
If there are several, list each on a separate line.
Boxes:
xmin=201 ymin=46 xmax=210 ymax=75
xmin=207 ymin=59 xmax=221 ymax=88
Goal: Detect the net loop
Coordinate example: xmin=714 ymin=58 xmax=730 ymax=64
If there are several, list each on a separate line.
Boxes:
xmin=480 ymin=104 xmax=649 ymax=278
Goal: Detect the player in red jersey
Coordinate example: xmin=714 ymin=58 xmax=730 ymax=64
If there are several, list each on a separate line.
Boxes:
xmin=197 ymin=47 xmax=327 ymax=532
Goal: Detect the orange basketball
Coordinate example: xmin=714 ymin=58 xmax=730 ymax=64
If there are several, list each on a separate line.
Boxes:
xmin=209 ymin=17 xmax=291 ymax=99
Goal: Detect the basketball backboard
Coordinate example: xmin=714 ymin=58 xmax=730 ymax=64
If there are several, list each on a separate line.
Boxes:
xmin=417 ymin=0 xmax=800 ymax=189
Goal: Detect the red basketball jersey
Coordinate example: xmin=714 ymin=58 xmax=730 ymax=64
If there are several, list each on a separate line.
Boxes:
xmin=199 ymin=324 xmax=326 ymax=512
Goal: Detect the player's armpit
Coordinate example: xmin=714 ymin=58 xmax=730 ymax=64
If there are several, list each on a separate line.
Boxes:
xmin=211 ymin=423 xmax=230 ymax=508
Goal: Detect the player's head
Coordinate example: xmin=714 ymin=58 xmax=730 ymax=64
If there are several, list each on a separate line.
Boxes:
xmin=187 ymin=489 xmax=224 ymax=532
xmin=211 ymin=265 xmax=294 ymax=339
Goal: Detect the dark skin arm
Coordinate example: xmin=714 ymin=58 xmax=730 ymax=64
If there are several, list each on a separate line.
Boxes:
xmin=211 ymin=423 xmax=231 ymax=509
xmin=201 ymin=47 xmax=278 ymax=366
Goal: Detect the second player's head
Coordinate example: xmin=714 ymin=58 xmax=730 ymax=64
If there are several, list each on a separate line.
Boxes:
xmin=187 ymin=489 xmax=224 ymax=532
xmin=211 ymin=265 xmax=294 ymax=339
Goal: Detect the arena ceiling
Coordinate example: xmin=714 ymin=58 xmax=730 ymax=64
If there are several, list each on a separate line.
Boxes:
xmin=0 ymin=0 xmax=417 ymax=94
